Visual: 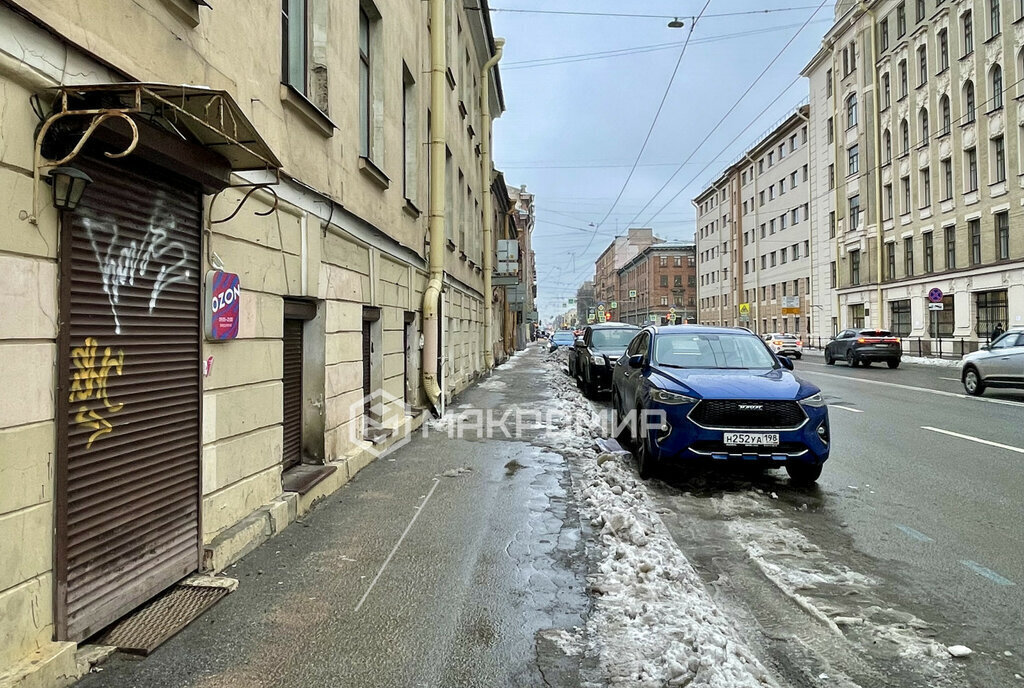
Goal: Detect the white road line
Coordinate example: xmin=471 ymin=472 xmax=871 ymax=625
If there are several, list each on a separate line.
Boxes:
xmin=354 ymin=478 xmax=441 ymax=612
xmin=829 ymin=404 xmax=864 ymax=413
xmin=921 ymin=426 xmax=1024 ymax=455
xmin=939 ymin=377 xmax=960 ymax=381
xmin=798 ymin=369 xmax=1024 ymax=408
xmin=961 ymin=560 xmax=1015 ymax=586
xmin=895 ymin=524 xmax=934 ymax=542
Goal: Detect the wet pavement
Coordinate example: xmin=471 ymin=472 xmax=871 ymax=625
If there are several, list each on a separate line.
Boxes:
xmin=77 ymin=348 xmax=589 ymax=688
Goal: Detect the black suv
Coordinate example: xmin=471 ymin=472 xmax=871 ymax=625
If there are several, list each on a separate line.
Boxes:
xmin=825 ymin=328 xmax=903 ymax=368
xmin=569 ymin=322 xmax=639 ymax=396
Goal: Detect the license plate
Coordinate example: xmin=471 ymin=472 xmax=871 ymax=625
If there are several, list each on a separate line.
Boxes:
xmin=724 ymin=432 xmax=780 ymax=446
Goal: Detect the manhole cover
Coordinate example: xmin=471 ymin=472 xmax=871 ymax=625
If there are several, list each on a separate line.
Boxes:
xmin=101 ymin=581 xmax=231 ymax=655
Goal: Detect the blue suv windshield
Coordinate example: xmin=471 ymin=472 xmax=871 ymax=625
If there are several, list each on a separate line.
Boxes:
xmin=654 ymin=332 xmax=777 ymax=370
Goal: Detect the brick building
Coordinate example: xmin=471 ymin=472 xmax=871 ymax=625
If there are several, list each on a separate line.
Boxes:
xmin=593 ymin=228 xmax=661 ymax=322
xmin=617 ymin=243 xmax=697 ymax=325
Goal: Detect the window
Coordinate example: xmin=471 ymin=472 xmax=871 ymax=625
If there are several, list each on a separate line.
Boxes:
xmin=884 ymin=129 xmax=893 ymax=162
xmin=674 ymin=275 xmax=683 ymax=287
xmin=918 ymin=45 xmax=928 ymax=85
xmin=829 ymin=211 xmax=837 ymax=238
xmin=890 ymin=300 xmax=912 ymax=336
xmin=358 ymin=6 xmax=374 ymax=158
xmin=282 ymin=0 xmax=329 ymax=112
xmin=976 ymin=290 xmax=1008 ymax=339
xmin=964 ymin=80 xmax=976 ymax=122
xmin=993 ymin=135 xmax=1006 ymax=182
xmin=916 ymin=0 xmax=925 ymax=22
xmin=830 ymin=262 xmax=837 ymax=289
xmin=882 ymin=72 xmax=891 ymax=108
xmin=884 ymin=183 xmax=894 ymax=219
xmin=768 ymin=151 xmax=774 ymax=166
xmin=991 ymin=64 xmax=1003 ymax=110
xmin=942 ymin=158 xmax=953 ymax=199
xmin=996 ymin=211 xmax=1010 ymax=259
xmin=969 ymin=218 xmax=982 ymax=265
xmin=849 ymin=195 xmax=861 ymax=230
xmin=897 ymin=1 xmax=906 ymax=36
xmin=901 ymin=118 xmax=910 ymax=153
xmin=945 ymin=225 xmax=956 ymax=269
xmin=921 ymin=166 xmax=931 ymax=207
xmin=827 ymin=69 xmax=833 ymax=97
xmin=827 ymin=117 xmax=835 ymax=143
xmin=938 ymin=29 xmax=949 ymax=70
xmin=828 ymin=164 xmax=835 ymax=189
xmin=848 ymin=144 xmax=860 ymax=175
xmin=963 ymin=11 xmax=973 ymax=55
xmin=780 ymin=247 xmax=788 ymax=264
xmin=901 ymin=175 xmax=911 ymax=213
xmin=904 ymin=237 xmax=915 ymax=276
xmin=402 ymin=65 xmax=418 ymax=202
xmin=803 ymin=165 xmax=809 ymax=182
xmin=887 ymin=242 xmax=897 ymax=279
xmin=881 ymin=18 xmax=890 ymax=49
xmin=899 ymin=59 xmax=908 ymax=98
xmin=990 ymin=0 xmax=1001 ymax=37
xmin=966 ymin=147 xmax=978 ymax=191
xmin=781 ymin=214 xmax=787 ymax=230
xmin=940 ymin=94 xmax=951 ymax=135
xmin=850 ymin=249 xmax=861 ymax=285
xmin=660 ymin=275 xmax=668 ymax=287
xmin=919 ymin=107 xmax=929 ymax=142
xmin=923 ymin=232 xmax=934 ymax=272
xmin=847 ymin=93 xmax=858 ymax=128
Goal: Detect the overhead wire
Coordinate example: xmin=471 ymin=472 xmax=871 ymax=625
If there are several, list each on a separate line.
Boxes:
xmin=487 ymin=6 xmax=825 ymax=20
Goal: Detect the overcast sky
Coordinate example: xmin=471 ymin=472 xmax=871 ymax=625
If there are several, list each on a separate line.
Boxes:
xmin=489 ymin=0 xmax=835 ymax=322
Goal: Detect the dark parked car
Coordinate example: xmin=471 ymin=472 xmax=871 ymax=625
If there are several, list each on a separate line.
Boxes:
xmin=611 ymin=325 xmax=830 ymax=483
xmin=568 ymin=322 xmax=639 ymax=396
xmin=825 ymin=328 xmax=902 ymax=368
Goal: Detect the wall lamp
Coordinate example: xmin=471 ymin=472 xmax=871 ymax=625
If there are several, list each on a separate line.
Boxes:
xmin=48 ymin=166 xmax=92 ymax=211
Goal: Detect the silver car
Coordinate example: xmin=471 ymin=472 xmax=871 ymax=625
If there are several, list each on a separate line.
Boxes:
xmin=960 ymin=327 xmax=1024 ymax=396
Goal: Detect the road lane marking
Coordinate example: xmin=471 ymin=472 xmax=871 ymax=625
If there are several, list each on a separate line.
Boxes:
xmin=798 ymin=370 xmax=1024 ymax=408
xmin=354 ymin=478 xmax=441 ymax=612
xmin=829 ymin=405 xmax=863 ymax=413
xmin=939 ymin=377 xmax=960 ymax=381
xmin=961 ymin=560 xmax=1015 ymax=586
xmin=921 ymin=426 xmax=1024 ymax=455
xmin=895 ymin=524 xmax=934 ymax=542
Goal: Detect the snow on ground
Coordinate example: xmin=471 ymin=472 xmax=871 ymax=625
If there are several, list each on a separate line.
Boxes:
xmin=900 ymin=355 xmax=962 ymax=368
xmin=476 ymin=376 xmax=508 ymax=390
xmin=540 ymin=361 xmax=779 ymax=688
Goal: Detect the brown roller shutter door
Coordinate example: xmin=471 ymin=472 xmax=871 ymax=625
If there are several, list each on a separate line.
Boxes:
xmin=281 ymin=318 xmax=304 ymax=470
xmin=57 ymin=156 xmax=202 ymax=641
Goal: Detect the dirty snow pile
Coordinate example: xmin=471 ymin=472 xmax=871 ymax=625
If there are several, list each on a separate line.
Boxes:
xmin=900 ymin=355 xmax=962 ymax=368
xmin=542 ymin=366 xmax=778 ymax=688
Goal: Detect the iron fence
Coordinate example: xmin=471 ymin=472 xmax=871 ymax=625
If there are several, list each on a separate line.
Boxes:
xmin=801 ymin=336 xmax=985 ymax=359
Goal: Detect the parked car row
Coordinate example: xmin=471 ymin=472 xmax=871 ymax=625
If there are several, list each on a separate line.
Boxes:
xmin=563 ymin=323 xmax=830 ymax=484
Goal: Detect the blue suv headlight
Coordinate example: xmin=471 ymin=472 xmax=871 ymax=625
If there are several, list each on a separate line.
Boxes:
xmin=799 ymin=392 xmax=826 ymax=408
xmin=651 ymin=388 xmax=698 ymax=405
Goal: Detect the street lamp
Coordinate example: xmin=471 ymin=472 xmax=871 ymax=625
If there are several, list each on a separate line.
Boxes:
xmin=48 ymin=166 xmax=92 ymax=211
xmin=667 ymin=17 xmax=685 ymax=28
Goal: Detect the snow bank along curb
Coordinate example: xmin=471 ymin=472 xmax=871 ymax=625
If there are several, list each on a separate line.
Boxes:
xmin=541 ymin=360 xmax=779 ymax=688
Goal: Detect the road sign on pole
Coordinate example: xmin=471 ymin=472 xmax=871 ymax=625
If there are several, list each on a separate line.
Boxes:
xmin=927 ymin=302 xmax=945 ymax=311
xmin=739 ymin=303 xmax=751 ymax=322
xmin=928 ymin=287 xmax=944 ymax=303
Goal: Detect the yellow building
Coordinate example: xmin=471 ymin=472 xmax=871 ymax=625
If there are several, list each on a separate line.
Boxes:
xmin=0 ymin=1 xmax=506 ymax=684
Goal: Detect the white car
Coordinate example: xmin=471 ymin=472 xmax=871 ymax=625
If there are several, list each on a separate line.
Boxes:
xmin=959 ymin=327 xmax=1024 ymax=396
xmin=763 ymin=333 xmax=804 ymax=359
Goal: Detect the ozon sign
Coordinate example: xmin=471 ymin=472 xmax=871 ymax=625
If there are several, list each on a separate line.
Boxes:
xmin=205 ymin=270 xmax=241 ymax=341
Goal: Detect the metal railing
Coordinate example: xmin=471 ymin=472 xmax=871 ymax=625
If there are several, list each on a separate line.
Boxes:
xmin=801 ymin=336 xmax=985 ymax=359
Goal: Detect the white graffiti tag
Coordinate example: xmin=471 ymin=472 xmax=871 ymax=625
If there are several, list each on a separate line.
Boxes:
xmin=81 ymin=193 xmax=191 ymax=334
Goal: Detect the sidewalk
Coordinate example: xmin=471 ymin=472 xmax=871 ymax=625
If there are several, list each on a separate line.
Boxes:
xmin=76 ymin=346 xmax=589 ymax=688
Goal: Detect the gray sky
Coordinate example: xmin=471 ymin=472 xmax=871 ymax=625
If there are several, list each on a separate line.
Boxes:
xmin=489 ymin=0 xmax=834 ymax=321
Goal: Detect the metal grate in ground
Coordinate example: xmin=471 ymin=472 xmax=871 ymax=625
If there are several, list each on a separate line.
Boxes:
xmin=100 ymin=581 xmax=231 ymax=655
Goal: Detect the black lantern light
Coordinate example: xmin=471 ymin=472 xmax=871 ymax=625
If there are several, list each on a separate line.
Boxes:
xmin=667 ymin=17 xmax=685 ymax=28
xmin=48 ymin=166 xmax=92 ymax=211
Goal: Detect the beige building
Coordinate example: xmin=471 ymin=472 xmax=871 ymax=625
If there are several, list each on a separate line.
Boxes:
xmin=592 ymin=228 xmax=661 ymax=323
xmin=694 ymin=106 xmax=814 ymax=337
xmin=0 ymin=0 xmax=507 ymax=684
xmin=805 ymin=0 xmax=1024 ymax=348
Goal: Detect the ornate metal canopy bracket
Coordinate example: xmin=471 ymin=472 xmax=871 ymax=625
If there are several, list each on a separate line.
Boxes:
xmin=28 ymin=89 xmax=142 ymax=224
xmin=209 ymin=183 xmax=281 ymax=225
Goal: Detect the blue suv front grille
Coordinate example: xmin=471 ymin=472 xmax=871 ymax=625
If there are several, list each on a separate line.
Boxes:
xmin=687 ymin=399 xmax=806 ymax=430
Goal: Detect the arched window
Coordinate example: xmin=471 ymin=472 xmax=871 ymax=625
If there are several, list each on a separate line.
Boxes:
xmin=964 ymin=80 xmax=976 ymax=122
xmin=919 ymin=107 xmax=929 ymax=142
xmin=991 ymin=63 xmax=1003 ymax=110
xmin=847 ymin=93 xmax=858 ymax=128
xmin=901 ymin=118 xmax=910 ymax=152
xmin=940 ymin=95 xmax=951 ymax=134
xmin=884 ymin=129 xmax=892 ymax=162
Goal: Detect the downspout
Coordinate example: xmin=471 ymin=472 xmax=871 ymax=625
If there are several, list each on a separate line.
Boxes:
xmin=793 ymin=107 xmax=811 ymax=336
xmin=743 ymin=153 xmax=760 ymax=333
xmin=480 ymin=37 xmax=505 ymax=370
xmin=831 ymin=52 xmax=842 ymax=331
xmin=422 ymin=0 xmax=446 ymax=413
xmin=865 ymin=3 xmax=885 ymax=328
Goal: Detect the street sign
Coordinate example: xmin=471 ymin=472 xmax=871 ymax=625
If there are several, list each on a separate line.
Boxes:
xmin=928 ymin=302 xmax=945 ymax=311
xmin=928 ymin=287 xmax=944 ymax=303
xmin=587 ymin=316 xmax=595 ymax=323
xmin=568 ymin=297 xmax=575 ymax=304
xmin=781 ymin=295 xmax=800 ymax=315
xmin=610 ymin=301 xmax=618 ymax=309
xmin=739 ymin=303 xmax=751 ymax=322
xmin=629 ymin=289 xmax=638 ymax=298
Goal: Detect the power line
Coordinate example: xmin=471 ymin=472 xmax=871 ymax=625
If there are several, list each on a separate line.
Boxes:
xmin=581 ymin=0 xmax=714 ymax=257
xmin=626 ymin=0 xmax=831 ymax=227
xmin=487 ymin=6 xmax=824 ymax=20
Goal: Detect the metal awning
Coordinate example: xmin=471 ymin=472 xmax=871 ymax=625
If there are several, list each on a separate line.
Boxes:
xmin=44 ymin=82 xmax=282 ymax=172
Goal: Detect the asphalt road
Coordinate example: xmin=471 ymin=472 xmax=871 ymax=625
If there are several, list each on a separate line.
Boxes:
xmin=585 ymin=352 xmax=1024 ymax=687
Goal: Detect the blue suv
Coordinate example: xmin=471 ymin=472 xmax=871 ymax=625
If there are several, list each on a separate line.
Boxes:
xmin=610 ymin=326 xmax=830 ymax=484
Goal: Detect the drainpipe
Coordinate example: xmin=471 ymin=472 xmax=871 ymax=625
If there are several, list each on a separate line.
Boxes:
xmin=421 ymin=0 xmax=446 ymax=413
xmin=864 ymin=2 xmax=885 ymax=328
xmin=480 ymin=37 xmax=505 ymax=370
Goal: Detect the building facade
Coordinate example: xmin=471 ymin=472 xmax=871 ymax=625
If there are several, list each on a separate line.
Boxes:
xmin=617 ymin=243 xmax=697 ymax=325
xmin=575 ymin=280 xmax=596 ymax=326
xmin=507 ymin=184 xmax=537 ymax=346
xmin=805 ymin=0 xmax=1024 ymax=348
xmin=695 ymin=107 xmax=814 ymax=336
xmin=0 ymin=0 xmax=507 ymax=683
xmin=593 ymin=228 xmax=661 ymax=322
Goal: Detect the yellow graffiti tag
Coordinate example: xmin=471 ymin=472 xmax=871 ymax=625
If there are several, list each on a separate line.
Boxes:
xmin=70 ymin=337 xmax=125 ymax=448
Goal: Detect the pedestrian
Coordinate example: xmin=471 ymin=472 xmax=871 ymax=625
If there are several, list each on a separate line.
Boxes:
xmin=990 ymin=322 xmax=1005 ymax=342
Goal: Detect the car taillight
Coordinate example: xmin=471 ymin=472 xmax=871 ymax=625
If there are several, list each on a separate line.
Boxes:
xmin=883 ymin=338 xmax=900 ymax=343
xmin=857 ymin=338 xmax=867 ymax=343
xmin=773 ymin=340 xmax=782 ymax=345
xmin=796 ymin=340 xmax=803 ymax=346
